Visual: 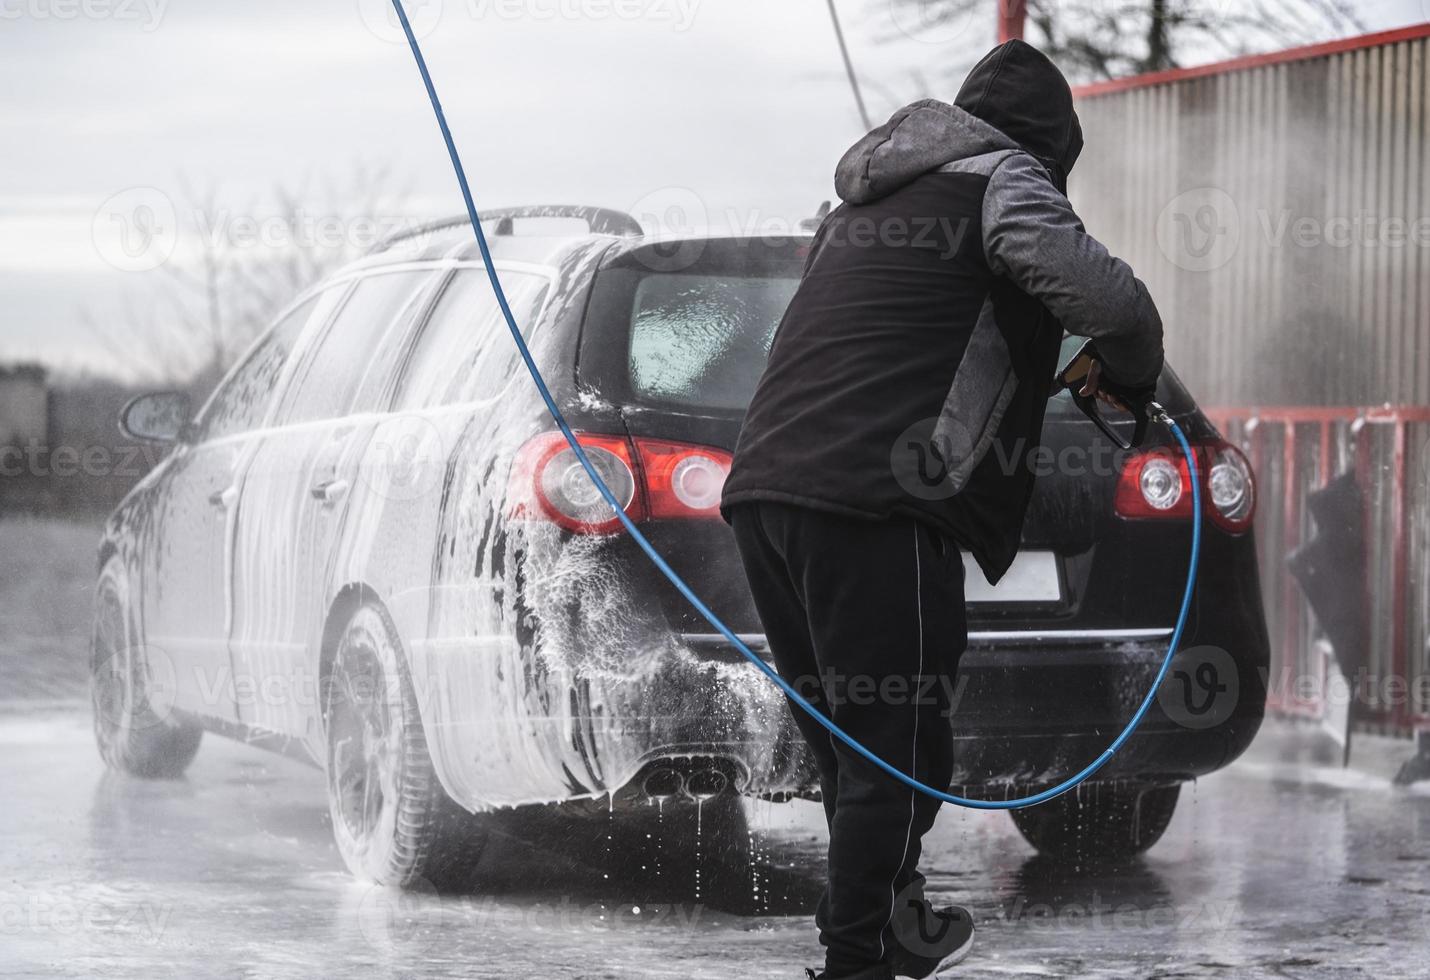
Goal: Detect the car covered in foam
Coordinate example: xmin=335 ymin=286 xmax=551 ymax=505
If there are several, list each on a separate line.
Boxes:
xmin=92 ymin=205 xmax=1267 ymax=886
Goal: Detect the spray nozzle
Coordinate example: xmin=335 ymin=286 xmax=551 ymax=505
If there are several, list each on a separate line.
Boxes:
xmin=1053 ymin=340 xmax=1161 ymax=450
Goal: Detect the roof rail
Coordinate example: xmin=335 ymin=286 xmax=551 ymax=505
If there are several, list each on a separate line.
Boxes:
xmin=370 ymin=205 xmax=644 ymax=254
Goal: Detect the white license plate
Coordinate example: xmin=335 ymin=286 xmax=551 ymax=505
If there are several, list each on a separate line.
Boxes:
xmin=963 ymin=550 xmax=1062 ymax=604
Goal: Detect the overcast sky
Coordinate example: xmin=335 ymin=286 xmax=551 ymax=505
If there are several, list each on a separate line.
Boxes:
xmin=3 ymin=0 xmax=1424 ymax=378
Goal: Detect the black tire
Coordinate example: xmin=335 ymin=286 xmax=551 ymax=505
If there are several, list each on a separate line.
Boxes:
xmin=90 ymin=558 xmax=203 ymax=778
xmin=1008 ymin=783 xmax=1181 ymax=865
xmin=323 ymin=602 xmax=486 ymax=891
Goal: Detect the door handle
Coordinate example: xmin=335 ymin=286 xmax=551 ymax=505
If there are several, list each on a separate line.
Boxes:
xmin=208 ymin=486 xmax=238 ymax=509
xmin=310 ymin=478 xmax=350 ymax=506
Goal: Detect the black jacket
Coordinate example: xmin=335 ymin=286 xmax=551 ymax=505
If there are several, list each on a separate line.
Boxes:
xmin=721 ymin=41 xmax=1164 ymax=583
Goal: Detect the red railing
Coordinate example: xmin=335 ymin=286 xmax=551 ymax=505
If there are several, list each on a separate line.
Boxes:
xmin=1072 ymin=22 xmax=1430 ymax=99
xmin=1206 ymin=406 xmax=1430 ymax=737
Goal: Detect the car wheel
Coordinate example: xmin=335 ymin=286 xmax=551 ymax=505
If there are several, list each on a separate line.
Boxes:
xmin=90 ymin=558 xmax=203 ymax=778
xmin=1008 ymin=783 xmax=1181 ymax=865
xmin=323 ymin=602 xmax=486 ymax=891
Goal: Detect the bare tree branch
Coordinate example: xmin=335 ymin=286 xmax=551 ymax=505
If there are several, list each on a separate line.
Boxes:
xmin=80 ymin=165 xmax=417 ymax=392
xmin=881 ymin=0 xmax=1365 ymax=83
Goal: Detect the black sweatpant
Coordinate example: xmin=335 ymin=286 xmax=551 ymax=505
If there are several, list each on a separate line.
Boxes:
xmin=730 ymin=501 xmax=967 ymax=977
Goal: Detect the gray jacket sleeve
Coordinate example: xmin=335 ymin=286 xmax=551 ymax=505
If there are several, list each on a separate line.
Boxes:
xmin=982 ymin=153 xmax=1164 ymax=387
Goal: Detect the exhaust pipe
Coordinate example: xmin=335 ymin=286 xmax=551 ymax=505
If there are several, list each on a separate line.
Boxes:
xmin=643 ymin=768 xmax=684 ymax=801
xmin=686 ymin=768 xmax=728 ymax=801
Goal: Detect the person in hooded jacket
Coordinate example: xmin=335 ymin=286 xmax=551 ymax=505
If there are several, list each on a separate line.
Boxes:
xmin=720 ymin=40 xmax=1165 ymax=980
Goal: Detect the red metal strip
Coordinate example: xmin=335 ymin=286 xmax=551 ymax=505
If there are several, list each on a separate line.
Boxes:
xmin=1210 ymin=406 xmax=1429 ymax=734
xmin=1205 ymin=406 xmax=1362 ymax=423
xmin=1204 ymin=406 xmax=1430 ymax=424
xmin=997 ymin=0 xmax=1027 ymax=44
xmin=1320 ymin=420 xmax=1332 ymax=483
xmin=1390 ymin=420 xmax=1410 ymax=731
xmin=1354 ymin=420 xmax=1379 ymax=726
xmin=1073 ymin=23 xmax=1430 ymax=99
xmin=1282 ymin=424 xmax=1319 ymax=715
xmin=1366 ymin=406 xmax=1430 ymax=423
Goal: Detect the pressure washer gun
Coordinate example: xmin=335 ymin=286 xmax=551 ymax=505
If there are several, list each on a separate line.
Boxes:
xmin=1052 ymin=339 xmax=1168 ymax=450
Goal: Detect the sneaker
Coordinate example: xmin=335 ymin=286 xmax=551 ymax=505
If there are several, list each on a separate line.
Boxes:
xmin=887 ymin=903 xmax=975 ymax=978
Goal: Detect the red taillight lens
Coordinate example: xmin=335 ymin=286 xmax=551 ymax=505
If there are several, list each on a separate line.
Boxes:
xmin=1204 ymin=442 xmax=1256 ymax=532
xmin=509 ymin=432 xmax=731 ymax=534
xmin=1115 ymin=449 xmax=1195 ymax=519
xmin=509 ymin=432 xmax=640 ymax=534
xmin=633 ymin=438 xmax=732 ymax=520
xmin=1114 ymin=439 xmax=1256 ymax=534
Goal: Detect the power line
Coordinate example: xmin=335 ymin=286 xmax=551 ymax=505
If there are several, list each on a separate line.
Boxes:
xmin=824 ymin=0 xmax=873 ymax=131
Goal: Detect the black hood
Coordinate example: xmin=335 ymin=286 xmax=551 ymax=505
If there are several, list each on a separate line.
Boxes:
xmin=954 ymin=39 xmax=1082 ymax=192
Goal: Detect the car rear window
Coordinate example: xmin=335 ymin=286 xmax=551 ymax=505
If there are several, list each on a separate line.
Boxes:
xmin=620 ymin=285 xmax=1194 ymax=416
xmin=626 ymin=273 xmax=799 ymax=411
xmin=583 ymin=240 xmax=1195 ymax=419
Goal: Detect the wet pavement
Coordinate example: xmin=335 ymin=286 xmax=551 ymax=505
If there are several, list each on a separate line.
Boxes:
xmin=2 ymin=705 xmax=1428 ymax=979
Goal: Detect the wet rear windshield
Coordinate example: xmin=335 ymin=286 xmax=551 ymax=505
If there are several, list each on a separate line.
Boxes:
xmin=626 ymin=273 xmax=800 ymax=411
xmin=596 ymin=263 xmax=1193 ymax=416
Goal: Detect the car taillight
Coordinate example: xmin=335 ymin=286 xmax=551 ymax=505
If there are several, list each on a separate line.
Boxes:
xmin=509 ymin=432 xmax=639 ymax=534
xmin=1204 ymin=441 xmax=1255 ymax=532
xmin=508 ymin=432 xmax=731 ymax=534
xmin=633 ymin=438 xmax=732 ymax=520
xmin=1114 ymin=439 xmax=1256 ymax=534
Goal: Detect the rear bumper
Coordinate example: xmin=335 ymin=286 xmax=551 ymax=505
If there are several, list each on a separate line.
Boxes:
xmin=421 ymin=517 xmax=1268 ymax=809
xmin=417 ymin=622 xmax=1263 ymax=811
xmin=682 ymin=627 xmax=1266 ymax=788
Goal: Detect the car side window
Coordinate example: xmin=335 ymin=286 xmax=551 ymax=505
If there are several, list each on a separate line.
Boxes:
xmin=392 ymin=268 xmax=549 ymax=411
xmin=279 ymin=271 xmax=433 ymax=424
xmin=194 ymin=295 xmax=323 ymax=442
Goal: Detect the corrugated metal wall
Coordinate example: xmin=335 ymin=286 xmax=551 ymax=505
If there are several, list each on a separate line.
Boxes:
xmin=1070 ymin=33 xmax=1430 ymax=409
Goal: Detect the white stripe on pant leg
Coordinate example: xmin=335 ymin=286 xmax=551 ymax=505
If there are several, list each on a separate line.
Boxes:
xmin=879 ymin=525 xmax=925 ymax=961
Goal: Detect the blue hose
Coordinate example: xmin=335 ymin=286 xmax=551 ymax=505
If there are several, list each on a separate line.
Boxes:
xmin=386 ymin=0 xmax=1202 ymax=810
